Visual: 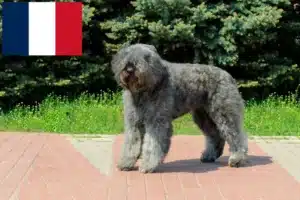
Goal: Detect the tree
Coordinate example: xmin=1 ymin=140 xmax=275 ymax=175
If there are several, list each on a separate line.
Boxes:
xmin=101 ymin=0 xmax=300 ymax=99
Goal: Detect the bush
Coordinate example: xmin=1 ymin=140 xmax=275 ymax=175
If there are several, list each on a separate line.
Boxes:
xmin=101 ymin=0 xmax=300 ymax=99
xmin=0 ymin=0 xmax=300 ymax=111
xmin=0 ymin=0 xmax=118 ymax=111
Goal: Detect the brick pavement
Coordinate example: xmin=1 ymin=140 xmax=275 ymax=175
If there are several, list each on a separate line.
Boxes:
xmin=0 ymin=132 xmax=299 ymax=200
xmin=253 ymin=136 xmax=300 ymax=182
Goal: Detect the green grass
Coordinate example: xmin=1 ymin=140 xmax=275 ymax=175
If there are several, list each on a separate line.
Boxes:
xmin=0 ymin=93 xmax=299 ymax=136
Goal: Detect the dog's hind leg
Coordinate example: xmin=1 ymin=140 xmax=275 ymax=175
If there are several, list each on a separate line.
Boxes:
xmin=207 ymin=96 xmax=248 ymax=167
xmin=192 ymin=108 xmax=225 ymax=162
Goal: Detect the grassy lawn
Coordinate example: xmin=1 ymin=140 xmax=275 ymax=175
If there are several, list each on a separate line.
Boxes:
xmin=0 ymin=93 xmax=299 ymax=136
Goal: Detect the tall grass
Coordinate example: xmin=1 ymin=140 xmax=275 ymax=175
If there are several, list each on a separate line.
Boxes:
xmin=245 ymin=94 xmax=300 ymax=135
xmin=0 ymin=93 xmax=299 ymax=136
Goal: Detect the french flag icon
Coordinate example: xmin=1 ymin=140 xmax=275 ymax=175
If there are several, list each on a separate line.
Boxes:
xmin=2 ymin=2 xmax=82 ymax=56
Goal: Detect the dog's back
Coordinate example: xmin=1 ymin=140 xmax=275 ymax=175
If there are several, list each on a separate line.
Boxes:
xmin=162 ymin=61 xmax=241 ymax=118
xmin=163 ymin=61 xmax=237 ymax=92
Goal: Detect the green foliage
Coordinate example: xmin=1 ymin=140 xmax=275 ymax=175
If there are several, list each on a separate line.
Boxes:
xmin=1 ymin=93 xmax=300 ymax=135
xmin=0 ymin=0 xmax=300 ymax=111
xmin=101 ymin=0 xmax=300 ymax=99
xmin=101 ymin=0 xmax=289 ymax=66
xmin=0 ymin=0 xmax=118 ymax=110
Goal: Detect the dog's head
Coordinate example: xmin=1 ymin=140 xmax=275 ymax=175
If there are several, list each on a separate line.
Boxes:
xmin=111 ymin=43 xmax=167 ymax=93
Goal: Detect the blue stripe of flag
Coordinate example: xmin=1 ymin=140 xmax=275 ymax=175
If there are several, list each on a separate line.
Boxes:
xmin=2 ymin=2 xmax=29 ymax=56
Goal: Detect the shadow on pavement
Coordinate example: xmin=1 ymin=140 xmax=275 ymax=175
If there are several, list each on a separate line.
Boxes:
xmin=157 ymin=155 xmax=273 ymax=173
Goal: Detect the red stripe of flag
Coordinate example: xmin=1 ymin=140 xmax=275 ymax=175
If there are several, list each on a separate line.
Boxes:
xmin=55 ymin=2 xmax=82 ymax=56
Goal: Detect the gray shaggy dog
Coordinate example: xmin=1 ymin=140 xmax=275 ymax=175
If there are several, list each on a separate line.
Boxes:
xmin=111 ymin=43 xmax=248 ymax=173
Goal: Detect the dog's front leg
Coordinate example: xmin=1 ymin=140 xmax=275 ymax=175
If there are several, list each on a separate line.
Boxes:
xmin=139 ymin=117 xmax=172 ymax=173
xmin=117 ymin=125 xmax=144 ymax=171
xmin=117 ymin=92 xmax=144 ymax=171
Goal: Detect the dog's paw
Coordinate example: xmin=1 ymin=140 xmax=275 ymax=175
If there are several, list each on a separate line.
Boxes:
xmin=200 ymin=150 xmax=217 ymax=163
xmin=228 ymin=152 xmax=248 ymax=167
xmin=138 ymin=166 xmax=156 ymax=173
xmin=138 ymin=160 xmax=159 ymax=173
xmin=117 ymin=165 xmax=135 ymax=171
xmin=117 ymin=159 xmax=136 ymax=171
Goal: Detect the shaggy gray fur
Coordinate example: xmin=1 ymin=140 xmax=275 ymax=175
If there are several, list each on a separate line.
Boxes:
xmin=111 ymin=43 xmax=248 ymax=173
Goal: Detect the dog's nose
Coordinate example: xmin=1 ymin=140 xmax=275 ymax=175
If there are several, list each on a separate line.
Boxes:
xmin=126 ymin=67 xmax=134 ymax=73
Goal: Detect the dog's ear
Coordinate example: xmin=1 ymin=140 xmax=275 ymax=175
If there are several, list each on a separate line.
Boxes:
xmin=111 ymin=44 xmax=132 ymax=73
xmin=142 ymin=44 xmax=160 ymax=63
xmin=111 ymin=51 xmax=125 ymax=74
xmin=143 ymin=54 xmax=151 ymax=63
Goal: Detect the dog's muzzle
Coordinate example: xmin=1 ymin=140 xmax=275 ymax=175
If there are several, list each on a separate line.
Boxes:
xmin=120 ymin=68 xmax=140 ymax=90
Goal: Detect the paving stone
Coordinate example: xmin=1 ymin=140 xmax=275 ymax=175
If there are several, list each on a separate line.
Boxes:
xmin=0 ymin=132 xmax=299 ymax=200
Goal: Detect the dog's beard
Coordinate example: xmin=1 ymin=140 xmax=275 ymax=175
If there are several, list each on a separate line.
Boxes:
xmin=119 ymin=70 xmax=146 ymax=92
